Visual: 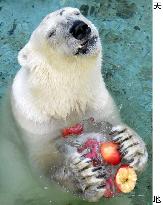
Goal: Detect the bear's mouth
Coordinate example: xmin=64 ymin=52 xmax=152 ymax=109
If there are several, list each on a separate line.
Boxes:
xmin=81 ymin=39 xmax=89 ymax=47
xmin=75 ymin=36 xmax=98 ymax=55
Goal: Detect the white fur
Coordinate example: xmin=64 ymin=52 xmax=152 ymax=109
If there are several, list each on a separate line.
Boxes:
xmin=12 ymin=44 xmax=119 ymax=133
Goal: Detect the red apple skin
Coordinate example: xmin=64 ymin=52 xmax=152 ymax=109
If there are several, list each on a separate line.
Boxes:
xmin=62 ymin=123 xmax=83 ymax=137
xmin=100 ymin=142 xmax=121 ymax=165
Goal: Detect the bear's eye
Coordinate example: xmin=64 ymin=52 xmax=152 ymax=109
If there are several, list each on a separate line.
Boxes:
xmin=74 ymin=11 xmax=80 ymax=16
xmin=59 ymin=9 xmax=65 ymax=16
xmin=47 ymin=29 xmax=56 ymax=38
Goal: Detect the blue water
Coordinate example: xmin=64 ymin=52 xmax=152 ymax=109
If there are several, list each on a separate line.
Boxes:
xmin=0 ymin=0 xmax=152 ymax=205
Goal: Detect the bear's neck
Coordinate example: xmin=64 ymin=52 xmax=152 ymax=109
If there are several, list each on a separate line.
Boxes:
xmin=27 ymin=53 xmax=103 ymax=120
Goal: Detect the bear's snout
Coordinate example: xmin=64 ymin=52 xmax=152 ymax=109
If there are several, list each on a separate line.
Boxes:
xmin=70 ymin=20 xmax=91 ymax=40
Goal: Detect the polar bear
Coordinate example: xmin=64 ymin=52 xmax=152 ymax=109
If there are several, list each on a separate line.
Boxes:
xmin=10 ymin=7 xmax=148 ymax=202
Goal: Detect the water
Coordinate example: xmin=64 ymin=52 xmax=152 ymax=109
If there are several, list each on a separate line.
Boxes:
xmin=0 ymin=0 xmax=152 ymax=205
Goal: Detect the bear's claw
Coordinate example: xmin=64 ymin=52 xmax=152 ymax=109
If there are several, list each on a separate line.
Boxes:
xmin=70 ymin=152 xmax=106 ymax=202
xmin=112 ymin=125 xmax=148 ymax=171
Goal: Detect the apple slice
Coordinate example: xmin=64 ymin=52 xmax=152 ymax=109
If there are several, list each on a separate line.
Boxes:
xmin=115 ymin=165 xmax=137 ymax=193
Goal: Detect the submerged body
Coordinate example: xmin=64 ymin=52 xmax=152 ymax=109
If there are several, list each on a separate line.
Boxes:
xmin=0 ymin=7 xmax=148 ymax=203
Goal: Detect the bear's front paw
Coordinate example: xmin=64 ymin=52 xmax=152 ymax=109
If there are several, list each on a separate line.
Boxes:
xmin=111 ymin=125 xmax=148 ymax=172
xmin=70 ymin=152 xmax=106 ymax=202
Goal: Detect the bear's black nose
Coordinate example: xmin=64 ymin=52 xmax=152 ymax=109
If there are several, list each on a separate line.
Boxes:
xmin=70 ymin=20 xmax=91 ymax=40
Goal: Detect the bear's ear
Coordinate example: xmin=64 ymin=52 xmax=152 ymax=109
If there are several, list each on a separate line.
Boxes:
xmin=18 ymin=43 xmax=30 ymax=67
xmin=18 ymin=43 xmax=38 ymax=70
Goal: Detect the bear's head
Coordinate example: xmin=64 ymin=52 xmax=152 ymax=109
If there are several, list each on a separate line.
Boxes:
xmin=18 ymin=7 xmax=102 ymax=70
